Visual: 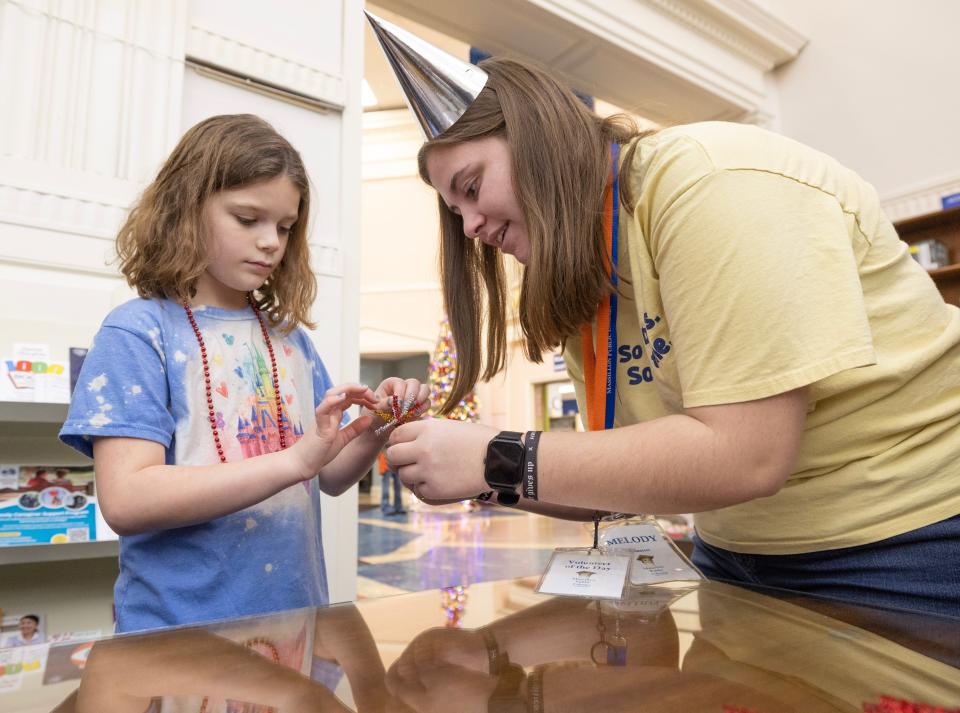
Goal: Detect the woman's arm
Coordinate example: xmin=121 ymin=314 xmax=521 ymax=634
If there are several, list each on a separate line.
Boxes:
xmin=387 ymin=387 xmax=807 ymax=516
xmin=94 ymin=384 xmax=376 ymax=535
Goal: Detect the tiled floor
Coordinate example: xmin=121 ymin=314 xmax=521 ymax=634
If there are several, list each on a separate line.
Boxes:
xmin=356 ymin=485 xmax=590 ymax=598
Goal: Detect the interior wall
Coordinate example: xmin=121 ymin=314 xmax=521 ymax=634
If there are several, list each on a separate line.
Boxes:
xmin=761 ymin=0 xmax=960 ymax=216
xmin=360 ymin=111 xmax=448 ymax=357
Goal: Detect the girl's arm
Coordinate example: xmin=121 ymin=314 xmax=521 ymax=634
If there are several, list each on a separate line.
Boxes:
xmin=76 ymin=629 xmax=350 ymax=713
xmin=314 ymin=428 xmax=387 ymax=496
xmin=93 ymin=384 xmax=376 ymax=535
xmin=315 ymin=377 xmax=429 ymax=496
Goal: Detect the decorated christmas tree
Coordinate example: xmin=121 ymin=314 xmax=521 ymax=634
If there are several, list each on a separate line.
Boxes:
xmin=440 ymin=584 xmax=468 ymax=627
xmin=428 ymin=317 xmax=480 ymax=421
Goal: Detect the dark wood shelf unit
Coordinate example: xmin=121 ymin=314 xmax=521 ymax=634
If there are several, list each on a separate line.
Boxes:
xmin=927 ymin=263 xmax=960 ymax=279
xmin=895 ymin=205 xmax=960 ymax=305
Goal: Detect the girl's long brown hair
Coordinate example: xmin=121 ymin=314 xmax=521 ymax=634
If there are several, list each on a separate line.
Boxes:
xmin=117 ymin=114 xmax=316 ymax=332
xmin=417 ymin=58 xmax=652 ymax=413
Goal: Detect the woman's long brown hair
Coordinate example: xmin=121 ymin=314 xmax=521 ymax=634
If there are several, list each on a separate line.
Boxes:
xmin=418 ymin=58 xmax=652 ymax=413
xmin=116 ymin=114 xmax=316 ymax=332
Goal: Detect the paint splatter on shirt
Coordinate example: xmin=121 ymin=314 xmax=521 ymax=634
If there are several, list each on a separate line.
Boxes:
xmin=61 ymin=298 xmax=336 ymax=632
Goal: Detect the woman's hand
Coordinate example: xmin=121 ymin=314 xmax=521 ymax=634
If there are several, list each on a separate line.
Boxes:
xmin=287 ymin=383 xmax=378 ymax=481
xmin=386 ymin=629 xmax=496 ymax=713
xmin=386 ymin=419 xmax=495 ymax=502
xmin=365 ymin=377 xmax=431 ymax=437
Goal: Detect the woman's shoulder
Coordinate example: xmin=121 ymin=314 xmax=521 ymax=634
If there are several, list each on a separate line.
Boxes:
xmin=634 ymin=122 xmax=763 ymax=168
xmin=629 ymin=122 xmax=832 ymax=216
xmin=643 ymin=121 xmax=830 ymax=173
xmin=627 ymin=124 xmax=721 ymax=214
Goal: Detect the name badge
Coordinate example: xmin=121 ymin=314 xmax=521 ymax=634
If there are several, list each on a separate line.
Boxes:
xmin=599 ymin=522 xmax=703 ymax=586
xmin=536 ymin=548 xmax=631 ymax=600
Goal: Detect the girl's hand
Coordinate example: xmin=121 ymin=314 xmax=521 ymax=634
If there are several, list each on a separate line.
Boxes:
xmin=288 ymin=384 xmax=378 ymax=481
xmin=386 ymin=419 xmax=494 ymax=501
xmin=365 ymin=377 xmax=431 ymax=437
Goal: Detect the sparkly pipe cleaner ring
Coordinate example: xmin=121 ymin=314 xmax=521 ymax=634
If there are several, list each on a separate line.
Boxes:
xmin=373 ymin=394 xmax=427 ymax=437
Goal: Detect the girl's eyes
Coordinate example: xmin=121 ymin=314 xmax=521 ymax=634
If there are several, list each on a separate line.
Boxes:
xmin=234 ymin=215 xmax=293 ymax=235
xmin=465 ymin=180 xmax=478 ymax=199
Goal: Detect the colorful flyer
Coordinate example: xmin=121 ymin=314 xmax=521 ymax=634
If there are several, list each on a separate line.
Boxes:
xmin=1 ymin=344 xmax=70 ymax=403
xmin=0 ymin=465 xmax=102 ymax=546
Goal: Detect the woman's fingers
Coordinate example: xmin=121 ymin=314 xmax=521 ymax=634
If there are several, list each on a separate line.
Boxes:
xmin=372 ymin=379 xmax=430 ymax=415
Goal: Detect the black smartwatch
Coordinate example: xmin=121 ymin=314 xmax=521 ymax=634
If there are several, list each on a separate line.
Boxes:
xmin=484 ymin=431 xmax=525 ymax=505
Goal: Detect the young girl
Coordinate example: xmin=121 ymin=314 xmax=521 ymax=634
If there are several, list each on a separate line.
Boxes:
xmin=373 ymin=27 xmax=960 ymax=616
xmin=60 ymin=114 xmax=426 ymax=633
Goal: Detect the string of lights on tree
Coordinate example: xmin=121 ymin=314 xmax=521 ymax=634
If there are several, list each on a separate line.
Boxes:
xmin=429 ymin=319 xmax=477 ymax=626
xmin=428 ymin=317 xmax=480 ymax=422
xmin=440 ymin=584 xmax=468 ymax=627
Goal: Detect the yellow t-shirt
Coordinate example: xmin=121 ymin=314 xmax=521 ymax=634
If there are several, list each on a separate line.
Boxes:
xmin=684 ymin=582 xmax=960 ymax=708
xmin=564 ymin=121 xmax=960 ymax=554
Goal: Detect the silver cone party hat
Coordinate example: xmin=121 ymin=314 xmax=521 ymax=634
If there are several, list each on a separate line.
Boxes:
xmin=365 ymin=10 xmax=487 ymax=138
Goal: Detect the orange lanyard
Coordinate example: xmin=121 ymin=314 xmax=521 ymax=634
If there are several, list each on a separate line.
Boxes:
xmin=579 ymin=144 xmax=620 ymax=431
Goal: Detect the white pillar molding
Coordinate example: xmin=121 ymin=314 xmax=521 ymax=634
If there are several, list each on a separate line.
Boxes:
xmin=370 ymin=0 xmax=805 ymax=124
xmin=320 ymin=0 xmax=364 ymax=605
xmin=0 ymin=0 xmax=188 ymax=274
xmin=185 ymin=24 xmax=345 ymax=110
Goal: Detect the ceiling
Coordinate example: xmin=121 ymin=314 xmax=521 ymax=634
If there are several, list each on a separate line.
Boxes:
xmin=362 ymin=0 xmax=748 ymax=125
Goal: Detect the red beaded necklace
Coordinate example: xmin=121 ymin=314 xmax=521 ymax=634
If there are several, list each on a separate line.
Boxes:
xmin=182 ymin=294 xmax=286 ymax=463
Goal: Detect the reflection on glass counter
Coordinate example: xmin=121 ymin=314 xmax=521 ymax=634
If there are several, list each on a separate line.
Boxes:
xmin=1 ymin=578 xmax=958 ymax=712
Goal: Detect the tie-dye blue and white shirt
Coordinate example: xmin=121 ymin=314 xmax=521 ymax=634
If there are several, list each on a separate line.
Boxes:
xmin=60 ymin=298 xmax=335 ymax=633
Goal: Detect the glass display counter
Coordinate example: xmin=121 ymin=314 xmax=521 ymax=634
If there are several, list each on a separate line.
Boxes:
xmin=2 ymin=577 xmax=957 ymax=712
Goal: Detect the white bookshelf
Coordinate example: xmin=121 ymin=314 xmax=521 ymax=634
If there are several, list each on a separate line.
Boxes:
xmin=0 ymin=539 xmax=118 ymax=566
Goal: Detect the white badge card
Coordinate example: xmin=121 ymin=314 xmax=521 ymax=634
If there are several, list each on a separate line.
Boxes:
xmin=600 ymin=520 xmax=703 ymax=586
xmin=610 ymin=584 xmax=698 ymax=618
xmin=536 ymin=548 xmax=631 ymax=600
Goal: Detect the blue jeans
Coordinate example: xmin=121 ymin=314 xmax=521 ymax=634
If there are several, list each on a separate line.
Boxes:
xmin=380 ymin=471 xmax=404 ymax=513
xmin=692 ymin=514 xmax=960 ymax=619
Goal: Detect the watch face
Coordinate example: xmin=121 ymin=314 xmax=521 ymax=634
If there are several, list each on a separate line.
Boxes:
xmin=487 ymin=438 xmax=524 ymax=487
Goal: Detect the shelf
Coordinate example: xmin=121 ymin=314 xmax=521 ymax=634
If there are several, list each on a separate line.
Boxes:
xmin=0 ymin=401 xmax=69 ymax=425
xmin=895 ymin=205 xmax=960 ymax=234
xmin=0 ymin=539 xmax=118 ymax=566
xmin=928 ymin=263 xmax=960 ymax=279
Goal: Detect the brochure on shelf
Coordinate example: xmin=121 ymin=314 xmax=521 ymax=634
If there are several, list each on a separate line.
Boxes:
xmin=0 ymin=644 xmax=48 ymax=692
xmin=0 ymin=465 xmax=117 ymax=547
xmin=1 ymin=343 xmax=70 ymax=404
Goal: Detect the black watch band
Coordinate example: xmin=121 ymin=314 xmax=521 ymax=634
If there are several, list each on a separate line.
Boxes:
xmin=488 ymin=661 xmax=526 ymax=713
xmin=484 ymin=431 xmax=525 ymax=505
